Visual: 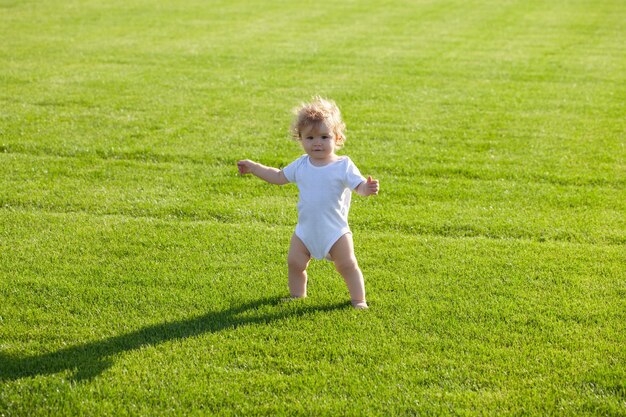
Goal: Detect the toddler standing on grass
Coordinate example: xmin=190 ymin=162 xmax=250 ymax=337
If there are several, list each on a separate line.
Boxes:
xmin=237 ymin=97 xmax=379 ymax=309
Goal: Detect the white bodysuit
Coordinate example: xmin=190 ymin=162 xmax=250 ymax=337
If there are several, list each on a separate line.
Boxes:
xmin=282 ymin=155 xmax=366 ymax=260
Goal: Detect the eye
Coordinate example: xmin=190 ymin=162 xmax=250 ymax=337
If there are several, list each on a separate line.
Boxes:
xmin=322 ymin=135 xmax=329 ymax=140
xmin=305 ymin=136 xmax=314 ymax=140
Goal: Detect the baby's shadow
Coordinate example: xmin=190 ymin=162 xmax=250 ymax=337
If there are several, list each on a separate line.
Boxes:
xmin=0 ymin=296 xmax=347 ymax=382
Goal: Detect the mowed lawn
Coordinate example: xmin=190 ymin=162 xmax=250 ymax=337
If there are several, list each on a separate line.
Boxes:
xmin=1 ymin=0 xmax=624 ymax=415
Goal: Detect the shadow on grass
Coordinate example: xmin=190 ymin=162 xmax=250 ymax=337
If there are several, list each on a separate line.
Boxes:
xmin=0 ymin=296 xmax=347 ymax=382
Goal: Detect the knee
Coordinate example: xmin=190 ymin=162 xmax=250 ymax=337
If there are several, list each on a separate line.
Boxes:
xmin=334 ymin=255 xmax=359 ymax=275
xmin=288 ymin=255 xmax=309 ymax=272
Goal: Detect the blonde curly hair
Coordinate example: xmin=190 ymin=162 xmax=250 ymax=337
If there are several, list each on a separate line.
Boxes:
xmin=290 ymin=96 xmax=347 ymax=148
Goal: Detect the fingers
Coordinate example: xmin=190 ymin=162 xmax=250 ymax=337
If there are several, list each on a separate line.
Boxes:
xmin=366 ymin=176 xmax=379 ymax=195
xmin=237 ymin=160 xmax=249 ymax=174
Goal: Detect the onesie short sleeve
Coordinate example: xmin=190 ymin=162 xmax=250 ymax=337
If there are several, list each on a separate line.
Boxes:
xmin=281 ymin=155 xmax=307 ymax=183
xmin=344 ymin=157 xmax=366 ymax=190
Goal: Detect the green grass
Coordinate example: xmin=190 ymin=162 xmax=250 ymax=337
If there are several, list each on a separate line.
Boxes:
xmin=1 ymin=0 xmax=625 ymax=415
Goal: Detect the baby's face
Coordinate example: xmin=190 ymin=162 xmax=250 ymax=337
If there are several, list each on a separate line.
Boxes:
xmin=300 ymin=121 xmax=338 ymax=163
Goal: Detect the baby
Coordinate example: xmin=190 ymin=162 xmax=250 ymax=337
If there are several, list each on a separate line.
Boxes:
xmin=237 ymin=97 xmax=379 ymax=309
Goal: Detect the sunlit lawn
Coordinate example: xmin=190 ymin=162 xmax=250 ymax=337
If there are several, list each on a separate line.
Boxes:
xmin=1 ymin=0 xmax=624 ymax=415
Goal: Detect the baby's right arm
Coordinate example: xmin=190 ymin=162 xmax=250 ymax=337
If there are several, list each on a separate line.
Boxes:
xmin=237 ymin=160 xmax=289 ymax=185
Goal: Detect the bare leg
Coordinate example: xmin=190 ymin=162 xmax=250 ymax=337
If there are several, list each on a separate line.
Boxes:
xmin=287 ymin=234 xmax=311 ymax=298
xmin=329 ymin=234 xmax=368 ymax=309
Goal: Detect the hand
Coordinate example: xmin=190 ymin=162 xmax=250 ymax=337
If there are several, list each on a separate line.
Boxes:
xmin=364 ymin=176 xmax=379 ymax=196
xmin=237 ymin=160 xmax=255 ymax=175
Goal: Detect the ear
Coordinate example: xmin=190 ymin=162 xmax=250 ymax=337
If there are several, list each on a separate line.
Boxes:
xmin=333 ymin=129 xmax=341 ymax=143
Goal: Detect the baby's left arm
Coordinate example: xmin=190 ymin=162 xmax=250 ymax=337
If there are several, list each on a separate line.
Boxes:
xmin=355 ymin=176 xmax=379 ymax=196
